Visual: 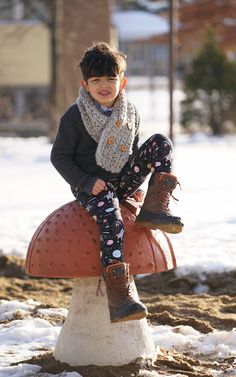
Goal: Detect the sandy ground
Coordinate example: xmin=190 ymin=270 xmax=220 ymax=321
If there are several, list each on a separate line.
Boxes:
xmin=1 ymin=255 xmax=236 ymax=377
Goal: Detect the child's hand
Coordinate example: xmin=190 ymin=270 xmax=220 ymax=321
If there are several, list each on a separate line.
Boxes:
xmin=92 ymin=179 xmax=107 ymax=195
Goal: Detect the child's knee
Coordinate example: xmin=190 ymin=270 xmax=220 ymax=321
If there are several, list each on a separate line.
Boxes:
xmin=150 ymin=133 xmax=173 ymax=148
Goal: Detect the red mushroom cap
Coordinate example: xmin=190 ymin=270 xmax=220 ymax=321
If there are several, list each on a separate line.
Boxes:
xmin=25 ymin=198 xmax=176 ymax=278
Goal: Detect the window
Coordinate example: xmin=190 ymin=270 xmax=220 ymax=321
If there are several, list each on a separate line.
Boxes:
xmin=0 ymin=0 xmax=47 ymax=22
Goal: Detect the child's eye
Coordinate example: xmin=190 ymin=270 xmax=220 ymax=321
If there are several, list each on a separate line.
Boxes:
xmin=109 ymin=77 xmax=117 ymax=81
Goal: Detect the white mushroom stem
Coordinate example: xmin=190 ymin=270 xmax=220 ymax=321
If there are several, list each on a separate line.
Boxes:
xmin=54 ymin=276 xmax=156 ymax=366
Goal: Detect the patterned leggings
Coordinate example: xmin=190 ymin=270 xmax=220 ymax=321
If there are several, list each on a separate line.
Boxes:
xmin=73 ymin=134 xmax=173 ymax=267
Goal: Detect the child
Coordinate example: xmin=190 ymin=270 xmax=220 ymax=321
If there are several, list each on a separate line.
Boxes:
xmin=51 ymin=42 xmax=183 ymax=324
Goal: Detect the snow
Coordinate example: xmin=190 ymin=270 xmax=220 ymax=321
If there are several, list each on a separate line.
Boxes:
xmin=0 ymin=364 xmax=41 ymax=377
xmin=0 ymin=299 xmax=40 ymax=321
xmin=0 ymin=318 xmax=60 ymax=366
xmin=152 ymin=325 xmax=236 ymax=359
xmin=0 ymin=299 xmax=235 ymax=376
xmin=0 ymin=365 xmax=82 ymax=377
xmin=172 ymin=134 xmax=236 ymax=277
xmin=0 ymin=300 xmax=69 ymax=376
xmin=0 ymin=83 xmax=236 ymax=375
xmin=112 ymin=10 xmax=168 ymax=41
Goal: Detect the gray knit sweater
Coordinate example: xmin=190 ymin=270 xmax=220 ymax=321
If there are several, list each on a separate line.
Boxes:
xmin=50 ymin=104 xmax=140 ymax=194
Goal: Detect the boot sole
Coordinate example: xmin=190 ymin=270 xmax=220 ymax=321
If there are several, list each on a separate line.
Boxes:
xmin=110 ymin=309 xmax=148 ymax=323
xmin=136 ymin=220 xmax=183 ymax=234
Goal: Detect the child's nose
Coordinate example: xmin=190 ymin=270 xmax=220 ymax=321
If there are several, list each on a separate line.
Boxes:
xmin=100 ymin=79 xmax=109 ymax=87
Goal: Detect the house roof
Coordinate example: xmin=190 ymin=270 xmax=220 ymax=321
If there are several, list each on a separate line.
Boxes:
xmin=112 ymin=10 xmax=169 ymax=41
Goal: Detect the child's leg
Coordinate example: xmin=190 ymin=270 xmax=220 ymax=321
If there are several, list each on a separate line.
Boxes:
xmin=116 ymin=133 xmax=183 ymax=233
xmin=73 ymin=184 xmax=124 ymax=267
xmin=116 ymin=133 xmax=173 ymax=200
xmin=73 ymin=184 xmax=147 ymax=323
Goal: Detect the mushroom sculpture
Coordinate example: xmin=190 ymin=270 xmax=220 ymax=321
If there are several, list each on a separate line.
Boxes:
xmin=25 ymin=193 xmax=176 ymax=366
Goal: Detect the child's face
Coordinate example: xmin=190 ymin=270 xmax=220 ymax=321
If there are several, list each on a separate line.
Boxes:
xmin=81 ymin=75 xmax=127 ymax=108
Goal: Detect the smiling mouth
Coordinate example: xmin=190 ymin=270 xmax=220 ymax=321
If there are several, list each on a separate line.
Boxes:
xmin=98 ymin=91 xmax=110 ymax=96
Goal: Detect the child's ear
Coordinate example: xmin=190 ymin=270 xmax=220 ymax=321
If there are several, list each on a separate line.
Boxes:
xmin=81 ymin=80 xmax=89 ymax=92
xmin=119 ymin=76 xmax=128 ymax=91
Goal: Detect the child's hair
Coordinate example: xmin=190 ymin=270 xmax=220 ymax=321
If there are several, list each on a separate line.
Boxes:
xmin=79 ymin=42 xmax=127 ymax=81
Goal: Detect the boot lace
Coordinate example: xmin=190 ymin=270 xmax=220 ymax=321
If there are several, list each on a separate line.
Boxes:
xmin=109 ymin=270 xmax=132 ymax=299
xmin=159 ymin=181 xmax=181 ymax=208
xmin=170 ymin=181 xmax=182 ymax=202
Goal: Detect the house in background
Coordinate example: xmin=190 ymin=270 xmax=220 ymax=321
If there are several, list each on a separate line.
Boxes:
xmin=0 ymin=0 xmax=169 ymax=136
xmin=0 ymin=0 xmax=112 ymax=136
xmin=0 ymin=0 xmax=51 ymax=135
xmin=112 ymin=10 xmax=169 ymax=77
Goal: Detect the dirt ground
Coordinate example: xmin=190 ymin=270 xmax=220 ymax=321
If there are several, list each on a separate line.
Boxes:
xmin=1 ymin=255 xmax=236 ymax=377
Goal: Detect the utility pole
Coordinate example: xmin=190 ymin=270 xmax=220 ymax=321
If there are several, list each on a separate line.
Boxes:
xmin=169 ymin=0 xmax=174 ymax=141
xmin=169 ymin=0 xmax=179 ymax=142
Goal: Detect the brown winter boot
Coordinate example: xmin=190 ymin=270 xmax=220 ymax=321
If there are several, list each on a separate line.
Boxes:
xmin=103 ymin=262 xmax=148 ymax=323
xmin=136 ymin=172 xmax=184 ymax=234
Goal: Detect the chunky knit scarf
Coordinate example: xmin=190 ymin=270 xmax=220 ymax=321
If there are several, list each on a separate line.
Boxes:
xmin=76 ymin=87 xmax=137 ymax=173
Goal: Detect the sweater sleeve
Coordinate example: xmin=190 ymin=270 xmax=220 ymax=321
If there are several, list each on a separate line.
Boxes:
xmin=50 ymin=109 xmax=98 ymax=194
